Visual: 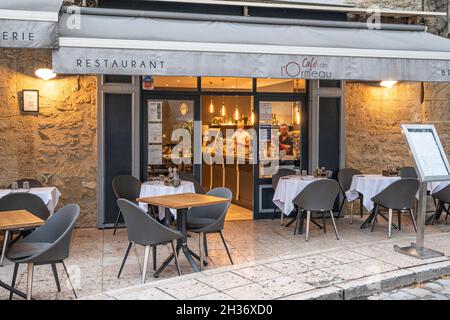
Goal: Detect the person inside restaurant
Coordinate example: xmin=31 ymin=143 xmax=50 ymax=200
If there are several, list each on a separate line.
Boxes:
xmin=279 ymin=123 xmax=294 ymax=160
xmin=231 ymin=120 xmax=251 ymax=159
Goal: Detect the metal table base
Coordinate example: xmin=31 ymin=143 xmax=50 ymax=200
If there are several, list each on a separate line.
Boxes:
xmin=0 ymin=280 xmax=28 ymax=299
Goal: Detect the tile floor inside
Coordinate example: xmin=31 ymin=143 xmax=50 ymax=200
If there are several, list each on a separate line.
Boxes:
xmin=1 ymin=212 xmax=449 ymax=300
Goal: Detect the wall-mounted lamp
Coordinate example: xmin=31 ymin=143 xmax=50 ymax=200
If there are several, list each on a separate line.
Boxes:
xmin=179 ymin=102 xmax=189 ymax=116
xmin=35 ymin=68 xmax=56 ymax=81
xmin=380 ymin=81 xmax=398 ymax=88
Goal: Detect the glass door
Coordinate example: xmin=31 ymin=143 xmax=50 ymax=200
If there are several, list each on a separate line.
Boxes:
xmin=253 ymin=96 xmax=308 ymax=218
xmin=141 ymin=95 xmax=200 ymax=181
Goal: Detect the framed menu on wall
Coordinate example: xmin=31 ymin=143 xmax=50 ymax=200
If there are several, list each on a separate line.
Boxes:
xmin=148 ymin=101 xmax=162 ymax=122
xmin=401 ymin=124 xmax=450 ymax=182
xmin=148 ymin=123 xmax=162 ymax=144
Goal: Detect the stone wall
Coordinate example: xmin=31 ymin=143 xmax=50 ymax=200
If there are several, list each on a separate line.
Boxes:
xmin=345 ymin=82 xmax=450 ymax=173
xmin=0 ymin=49 xmax=97 ymax=227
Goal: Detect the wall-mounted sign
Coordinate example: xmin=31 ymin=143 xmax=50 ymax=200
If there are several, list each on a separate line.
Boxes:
xmin=148 ymin=144 xmax=162 ymax=165
xmin=148 ymin=123 xmax=162 ymax=144
xmin=401 ymin=124 xmax=450 ymax=182
xmin=142 ymin=75 xmax=154 ymax=90
xmin=259 ymin=102 xmax=272 ymax=122
xmin=22 ymin=90 xmax=39 ymax=112
xmin=148 ymin=101 xmax=162 ymax=122
xmin=0 ymin=20 xmax=58 ymax=48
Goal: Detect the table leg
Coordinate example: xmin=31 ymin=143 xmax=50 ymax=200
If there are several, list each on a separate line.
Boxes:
xmin=360 ymin=210 xmax=375 ymax=229
xmin=1 ymin=230 xmax=10 ymax=266
xmin=177 ymin=208 xmax=200 ymax=273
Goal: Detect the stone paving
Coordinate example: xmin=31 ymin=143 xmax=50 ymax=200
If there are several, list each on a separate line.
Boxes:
xmin=1 ymin=214 xmax=450 ymax=300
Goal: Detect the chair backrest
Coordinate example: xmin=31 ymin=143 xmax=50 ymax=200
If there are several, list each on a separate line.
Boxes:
xmin=293 ymin=179 xmax=340 ymax=212
xmin=8 ymin=179 xmax=43 ymax=189
xmin=371 ymin=178 xmax=419 ymax=210
xmin=432 ymin=184 xmax=450 ymax=204
xmin=17 ymin=204 xmax=80 ymax=263
xmin=117 ymin=199 xmax=180 ymax=246
xmin=187 ymin=187 xmax=232 ymax=231
xmin=338 ymin=168 xmax=362 ymax=193
xmin=272 ymin=168 xmax=296 ymax=190
xmin=178 ymin=172 xmax=206 ymax=194
xmin=399 ymin=167 xmax=418 ymax=179
xmin=112 ymin=175 xmax=142 ymax=203
xmin=0 ymin=192 xmax=50 ymax=221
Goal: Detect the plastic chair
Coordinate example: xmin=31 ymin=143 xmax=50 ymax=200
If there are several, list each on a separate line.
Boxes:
xmin=272 ymin=168 xmax=296 ymax=225
xmin=116 ymin=199 xmax=183 ymax=283
xmin=6 ymin=204 xmax=80 ymax=300
xmin=292 ymin=179 xmax=340 ymax=241
xmin=186 ymin=188 xmax=232 ymax=270
xmin=112 ymin=175 xmax=142 ymax=235
xmin=399 ymin=167 xmax=418 ymax=179
xmin=8 ymin=179 xmax=43 ymax=189
xmin=337 ymin=168 xmax=363 ymax=223
xmin=428 ymin=184 xmax=450 ymax=225
xmin=371 ymin=178 xmax=419 ymax=238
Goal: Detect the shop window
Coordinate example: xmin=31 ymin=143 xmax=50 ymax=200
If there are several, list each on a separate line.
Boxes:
xmin=258 ymin=100 xmax=302 ymax=179
xmin=104 ymin=75 xmax=133 ymax=83
xmin=145 ymin=76 xmax=198 ymax=91
xmin=201 ymin=77 xmax=252 ymax=92
xmin=257 ymin=78 xmax=306 ymax=93
xmin=146 ymin=99 xmax=195 ymax=177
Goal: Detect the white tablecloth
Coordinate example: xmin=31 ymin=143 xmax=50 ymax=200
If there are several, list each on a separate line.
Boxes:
xmin=138 ymin=181 xmax=196 ymax=219
xmin=346 ymin=175 xmax=450 ymax=212
xmin=0 ymin=187 xmax=62 ymax=214
xmin=273 ymin=176 xmax=324 ymax=216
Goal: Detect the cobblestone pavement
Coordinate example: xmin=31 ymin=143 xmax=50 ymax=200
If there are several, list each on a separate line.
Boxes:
xmin=368 ymin=277 xmax=450 ymax=300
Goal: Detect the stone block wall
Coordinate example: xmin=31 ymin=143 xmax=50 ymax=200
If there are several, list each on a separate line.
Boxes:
xmin=345 ymin=82 xmax=450 ymax=173
xmin=0 ymin=49 xmax=97 ymax=227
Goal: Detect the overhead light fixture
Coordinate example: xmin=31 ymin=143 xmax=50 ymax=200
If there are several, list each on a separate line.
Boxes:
xmin=295 ymin=104 xmax=301 ymax=125
xmin=250 ymin=109 xmax=255 ymax=125
xmin=208 ymin=82 xmax=215 ymax=114
xmin=380 ymin=81 xmax=398 ymax=88
xmin=220 ymin=78 xmax=226 ymax=117
xmin=35 ymin=68 xmax=56 ymax=81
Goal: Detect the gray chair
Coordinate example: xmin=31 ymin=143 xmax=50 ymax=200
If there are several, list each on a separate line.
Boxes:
xmin=337 ymin=168 xmax=363 ymax=223
xmin=179 ymin=172 xmax=206 ymax=194
xmin=292 ymin=179 xmax=340 ymax=241
xmin=399 ymin=167 xmax=418 ymax=179
xmin=186 ymin=187 xmax=232 ymax=270
xmin=371 ymin=178 xmax=419 ymax=238
xmin=272 ymin=168 xmax=296 ymax=225
xmin=0 ymin=193 xmax=51 ymax=265
xmin=6 ymin=204 xmax=80 ymax=300
xmin=428 ymin=184 xmax=450 ymax=225
xmin=7 ymin=179 xmax=43 ymax=189
xmin=112 ymin=175 xmax=142 ymax=235
xmin=116 ymin=199 xmax=183 ymax=283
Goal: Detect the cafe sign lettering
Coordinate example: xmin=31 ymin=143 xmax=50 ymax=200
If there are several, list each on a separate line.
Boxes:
xmin=0 ymin=20 xmax=57 ymax=48
xmin=281 ymin=57 xmax=332 ymax=79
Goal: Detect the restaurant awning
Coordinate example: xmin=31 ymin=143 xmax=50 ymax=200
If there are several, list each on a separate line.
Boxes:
xmin=0 ymin=0 xmax=63 ymax=48
xmin=52 ymin=9 xmax=450 ymax=82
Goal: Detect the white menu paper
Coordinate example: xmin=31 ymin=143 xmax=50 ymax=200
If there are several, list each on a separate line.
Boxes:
xmin=148 ymin=123 xmax=162 ymax=143
xmin=148 ymin=145 xmax=162 ymax=164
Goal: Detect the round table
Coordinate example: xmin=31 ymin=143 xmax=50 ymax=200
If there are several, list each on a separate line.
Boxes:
xmin=138 ymin=180 xmax=195 ymax=219
xmin=273 ymin=176 xmax=325 ymax=216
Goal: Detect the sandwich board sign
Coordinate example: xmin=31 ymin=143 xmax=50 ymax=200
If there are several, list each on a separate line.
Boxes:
xmin=395 ymin=124 xmax=450 ymax=259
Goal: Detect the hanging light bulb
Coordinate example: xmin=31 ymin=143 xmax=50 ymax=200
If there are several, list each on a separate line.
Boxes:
xmin=250 ymin=109 xmax=255 ymax=125
xmin=295 ymin=106 xmax=301 ymax=125
xmin=233 ymin=83 xmax=240 ymax=121
xmin=220 ymin=78 xmax=226 ymax=117
xmin=208 ymin=82 xmax=215 ymax=114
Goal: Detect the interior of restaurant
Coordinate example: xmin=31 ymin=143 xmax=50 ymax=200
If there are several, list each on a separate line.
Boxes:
xmin=142 ymin=76 xmax=307 ymax=221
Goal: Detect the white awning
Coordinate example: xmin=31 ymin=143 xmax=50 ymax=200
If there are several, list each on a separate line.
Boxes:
xmin=0 ymin=0 xmax=63 ymax=48
xmin=52 ymin=11 xmax=450 ymax=82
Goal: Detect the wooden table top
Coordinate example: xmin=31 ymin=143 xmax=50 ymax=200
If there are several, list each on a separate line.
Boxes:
xmin=0 ymin=210 xmax=44 ymax=231
xmin=137 ymin=192 xmax=229 ymax=209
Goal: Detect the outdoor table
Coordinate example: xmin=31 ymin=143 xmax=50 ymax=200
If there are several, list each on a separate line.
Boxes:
xmin=138 ymin=181 xmax=195 ymax=220
xmin=0 ymin=187 xmax=61 ymax=215
xmin=0 ymin=209 xmax=44 ymax=299
xmin=137 ymin=193 xmax=229 ymax=276
xmin=273 ymin=175 xmax=324 ymax=216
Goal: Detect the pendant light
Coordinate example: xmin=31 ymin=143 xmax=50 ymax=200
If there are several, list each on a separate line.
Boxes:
xmin=208 ymin=81 xmax=215 ymax=114
xmin=233 ymin=80 xmax=239 ymax=121
xmin=220 ymin=78 xmax=226 ymax=117
xmin=250 ymin=109 xmax=255 ymax=125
